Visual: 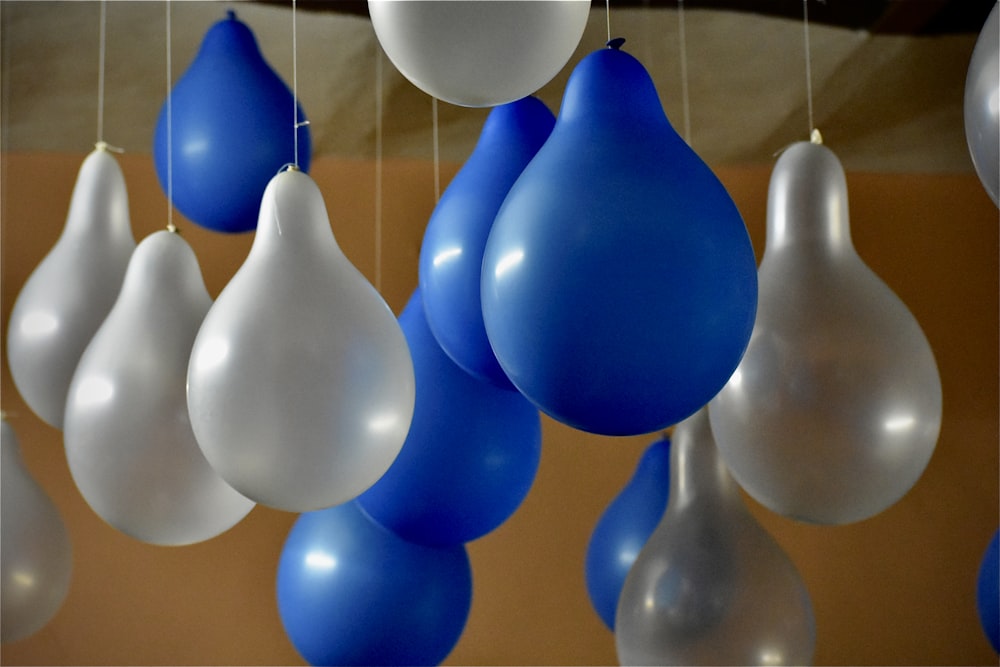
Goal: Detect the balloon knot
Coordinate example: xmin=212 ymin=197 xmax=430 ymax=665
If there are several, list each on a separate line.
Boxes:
xmin=810 ymin=128 xmax=824 ymax=145
xmin=606 ymin=37 xmax=626 ymax=50
xmin=226 ymin=9 xmax=237 ymax=21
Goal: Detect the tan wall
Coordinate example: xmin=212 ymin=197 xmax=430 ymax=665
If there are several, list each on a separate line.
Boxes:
xmin=1 ymin=151 xmax=997 ymax=666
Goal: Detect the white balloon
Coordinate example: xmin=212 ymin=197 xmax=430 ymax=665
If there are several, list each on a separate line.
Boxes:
xmin=709 ymin=141 xmax=942 ymax=525
xmin=1 ymin=419 xmax=72 ymax=643
xmin=63 ymin=230 xmax=255 ymax=546
xmin=964 ymin=2 xmax=999 ymax=206
xmin=368 ymin=0 xmax=591 ymax=108
xmin=187 ymin=168 xmax=415 ymax=513
xmin=7 ymin=146 xmax=135 ymax=428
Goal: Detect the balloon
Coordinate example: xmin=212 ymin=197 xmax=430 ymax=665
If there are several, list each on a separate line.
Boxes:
xmin=276 ymin=501 xmax=472 ymax=666
xmin=7 ymin=145 xmax=135 ymax=428
xmin=153 ymin=10 xmax=311 ymax=233
xmin=615 ymin=408 xmax=816 ymax=666
xmin=708 ymin=141 xmax=942 ymax=525
xmin=187 ymin=168 xmax=415 ymax=513
xmin=585 ymin=436 xmax=670 ymax=630
xmin=964 ymin=2 xmax=999 ymax=206
xmin=367 ymin=0 xmax=590 ymax=108
xmin=357 ymin=289 xmax=541 ymax=547
xmin=63 ymin=230 xmax=255 ymax=546
xmin=1 ymin=418 xmax=72 ymax=643
xmin=978 ymin=529 xmax=1000 ymax=653
xmin=419 ymin=97 xmax=554 ymax=389
xmin=481 ymin=41 xmax=757 ymax=436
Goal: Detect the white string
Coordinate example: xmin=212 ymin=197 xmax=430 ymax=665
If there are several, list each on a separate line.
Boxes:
xmin=374 ymin=42 xmax=384 ymax=293
xmin=96 ymin=0 xmax=106 ymax=144
xmin=431 ymin=96 xmax=440 ymax=203
xmin=292 ymin=0 xmax=305 ymax=168
xmin=166 ymin=0 xmax=174 ymax=231
xmin=605 ymin=0 xmax=612 ymax=43
xmin=677 ymin=0 xmax=691 ymax=144
xmin=803 ymin=0 xmax=815 ymax=138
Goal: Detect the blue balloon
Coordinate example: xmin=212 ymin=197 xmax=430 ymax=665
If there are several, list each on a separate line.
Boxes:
xmin=585 ymin=436 xmax=670 ymax=630
xmin=153 ymin=11 xmax=311 ymax=233
xmin=276 ymin=501 xmax=472 ymax=666
xmin=481 ymin=41 xmax=758 ymax=436
xmin=357 ymin=289 xmax=541 ymax=547
xmin=419 ymin=97 xmax=555 ymax=389
xmin=978 ymin=529 xmax=999 ymax=652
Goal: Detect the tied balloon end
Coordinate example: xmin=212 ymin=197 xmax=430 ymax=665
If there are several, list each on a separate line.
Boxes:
xmin=810 ymin=128 xmax=823 ymax=145
xmin=606 ymin=37 xmax=626 ymax=50
xmin=94 ymin=140 xmax=124 ymax=154
xmin=226 ymin=8 xmax=237 ymax=21
xmin=166 ymin=222 xmax=179 ymax=234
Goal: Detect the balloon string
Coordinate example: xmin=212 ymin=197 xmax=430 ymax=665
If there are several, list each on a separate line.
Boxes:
xmin=96 ymin=0 xmax=106 ymax=145
xmin=605 ymin=0 xmax=612 ymax=43
xmin=677 ymin=0 xmax=691 ymax=145
xmin=165 ymin=0 xmax=175 ymax=232
xmin=292 ymin=0 xmax=309 ymax=168
xmin=431 ymin=96 xmax=440 ymax=203
xmin=374 ymin=41 xmax=384 ymax=293
xmin=803 ymin=0 xmax=815 ymax=138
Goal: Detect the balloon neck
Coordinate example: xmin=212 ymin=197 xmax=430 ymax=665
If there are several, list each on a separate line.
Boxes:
xmin=198 ymin=14 xmax=262 ymax=62
xmin=670 ymin=410 xmax=741 ymax=509
xmin=606 ymin=37 xmax=626 ymax=50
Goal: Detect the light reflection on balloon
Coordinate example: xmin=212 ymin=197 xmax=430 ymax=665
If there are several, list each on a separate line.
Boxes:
xmin=64 ymin=230 xmax=255 ymax=545
xmin=187 ymin=168 xmax=414 ymax=513
xmin=709 ymin=140 xmax=942 ymax=525
xmin=6 ymin=146 xmax=135 ymax=428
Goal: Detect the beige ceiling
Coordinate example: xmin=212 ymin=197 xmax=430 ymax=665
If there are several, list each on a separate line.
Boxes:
xmin=0 ymin=1 xmax=986 ymax=173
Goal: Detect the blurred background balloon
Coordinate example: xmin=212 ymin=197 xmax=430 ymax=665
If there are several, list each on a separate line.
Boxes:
xmin=964 ymin=2 xmax=999 ymax=206
xmin=1 ymin=417 xmax=72 ymax=644
xmin=276 ymin=501 xmax=472 ymax=666
xmin=357 ymin=289 xmax=541 ymax=547
xmin=481 ymin=42 xmax=757 ymax=436
xmin=419 ymin=96 xmax=554 ymax=389
xmin=153 ymin=11 xmax=311 ymax=233
xmin=709 ymin=140 xmax=942 ymax=525
xmin=367 ymin=0 xmax=589 ymax=108
xmin=585 ymin=435 xmax=670 ymax=630
xmin=63 ymin=230 xmax=255 ymax=546
xmin=187 ymin=168 xmax=414 ymax=513
xmin=6 ymin=145 xmax=135 ymax=429
xmin=977 ymin=529 xmax=999 ymax=653
xmin=615 ymin=408 xmax=816 ymax=666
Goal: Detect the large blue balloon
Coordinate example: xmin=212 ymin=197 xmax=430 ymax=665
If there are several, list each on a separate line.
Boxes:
xmin=481 ymin=41 xmax=758 ymax=436
xmin=978 ymin=529 xmax=999 ymax=653
xmin=357 ymin=289 xmax=541 ymax=547
xmin=419 ymin=97 xmax=555 ymax=389
xmin=585 ymin=436 xmax=670 ymax=630
xmin=153 ymin=11 xmax=311 ymax=233
xmin=276 ymin=501 xmax=472 ymax=666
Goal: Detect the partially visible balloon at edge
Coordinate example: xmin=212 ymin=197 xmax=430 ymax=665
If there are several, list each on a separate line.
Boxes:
xmin=964 ymin=2 xmax=999 ymax=206
xmin=978 ymin=529 xmax=1000 ymax=653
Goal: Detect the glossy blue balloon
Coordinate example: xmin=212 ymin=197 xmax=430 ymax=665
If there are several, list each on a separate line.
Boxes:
xmin=585 ymin=436 xmax=670 ymax=630
xmin=978 ymin=529 xmax=999 ymax=652
xmin=276 ymin=501 xmax=472 ymax=666
xmin=481 ymin=42 xmax=758 ymax=436
xmin=357 ymin=289 xmax=541 ymax=547
xmin=153 ymin=11 xmax=311 ymax=233
xmin=419 ymin=97 xmax=555 ymax=389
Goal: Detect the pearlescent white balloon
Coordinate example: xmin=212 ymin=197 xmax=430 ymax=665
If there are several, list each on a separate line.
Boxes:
xmin=368 ymin=0 xmax=590 ymax=108
xmin=1 ymin=419 xmax=72 ymax=643
xmin=709 ymin=141 xmax=942 ymax=525
xmin=187 ymin=168 xmax=415 ymax=513
xmin=616 ymin=408 xmax=816 ymax=667
xmin=7 ymin=146 xmax=135 ymax=428
xmin=63 ymin=230 xmax=255 ymax=546
xmin=964 ymin=2 xmax=999 ymax=206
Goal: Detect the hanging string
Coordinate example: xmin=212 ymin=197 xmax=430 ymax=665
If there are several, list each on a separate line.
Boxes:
xmin=96 ymin=0 xmax=107 ymax=146
xmin=605 ymin=0 xmax=612 ymax=43
xmin=374 ymin=42 xmax=384 ymax=293
xmin=677 ymin=0 xmax=691 ymax=145
xmin=165 ymin=0 xmax=175 ymax=232
xmin=431 ymin=96 xmax=441 ymax=203
xmin=802 ymin=0 xmax=818 ymax=141
xmin=291 ymin=0 xmax=310 ymax=168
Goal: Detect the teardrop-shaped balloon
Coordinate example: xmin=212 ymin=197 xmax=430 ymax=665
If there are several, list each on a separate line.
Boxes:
xmin=419 ymin=97 xmax=554 ymax=389
xmin=368 ymin=0 xmax=590 ymax=108
xmin=153 ymin=11 xmax=311 ymax=233
xmin=277 ymin=501 xmax=472 ymax=666
xmin=978 ymin=529 xmax=1000 ymax=653
xmin=1 ymin=418 xmax=72 ymax=643
xmin=357 ymin=289 xmax=541 ymax=547
xmin=7 ymin=146 xmax=135 ymax=429
xmin=964 ymin=2 xmax=999 ymax=206
xmin=585 ymin=436 xmax=670 ymax=630
xmin=481 ymin=42 xmax=758 ymax=436
xmin=63 ymin=230 xmax=255 ymax=546
xmin=187 ymin=168 xmax=415 ymax=513
xmin=708 ymin=141 xmax=942 ymax=525
xmin=615 ymin=408 xmax=816 ymax=666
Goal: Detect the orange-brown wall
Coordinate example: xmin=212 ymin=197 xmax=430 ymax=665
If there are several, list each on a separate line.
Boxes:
xmin=1 ymin=151 xmax=997 ymax=666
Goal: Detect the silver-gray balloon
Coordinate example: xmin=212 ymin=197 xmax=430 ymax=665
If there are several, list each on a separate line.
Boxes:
xmin=1 ymin=418 xmax=72 ymax=643
xmin=709 ymin=141 xmax=942 ymax=525
xmin=964 ymin=2 xmax=999 ymax=206
xmin=187 ymin=169 xmax=415 ymax=513
xmin=615 ymin=408 xmax=816 ymax=666
xmin=63 ymin=230 xmax=255 ymax=546
xmin=368 ymin=0 xmax=590 ymax=107
xmin=7 ymin=146 xmax=135 ymax=428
